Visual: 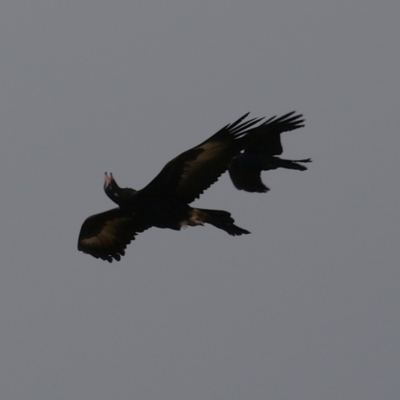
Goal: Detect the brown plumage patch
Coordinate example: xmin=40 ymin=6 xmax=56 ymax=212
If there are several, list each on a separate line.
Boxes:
xmin=78 ymin=208 xmax=150 ymax=262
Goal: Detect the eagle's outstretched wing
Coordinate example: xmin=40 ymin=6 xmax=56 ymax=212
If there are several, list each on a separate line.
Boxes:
xmin=78 ymin=208 xmax=151 ymax=262
xmin=138 ymin=113 xmax=265 ymax=203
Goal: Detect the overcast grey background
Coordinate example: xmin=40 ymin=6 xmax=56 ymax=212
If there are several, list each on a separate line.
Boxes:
xmin=1 ymin=1 xmax=399 ymax=399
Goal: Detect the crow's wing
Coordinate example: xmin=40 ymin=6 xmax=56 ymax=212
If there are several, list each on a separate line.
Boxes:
xmin=228 ymin=154 xmax=270 ymax=193
xmin=244 ymin=112 xmax=305 ymax=156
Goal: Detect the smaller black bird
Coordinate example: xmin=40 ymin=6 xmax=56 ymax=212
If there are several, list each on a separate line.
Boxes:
xmin=229 ymin=112 xmax=311 ymax=193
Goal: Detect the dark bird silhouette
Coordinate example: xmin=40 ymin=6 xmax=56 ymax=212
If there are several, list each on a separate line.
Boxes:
xmin=78 ymin=113 xmax=264 ymax=262
xmin=229 ymin=112 xmax=311 ymax=193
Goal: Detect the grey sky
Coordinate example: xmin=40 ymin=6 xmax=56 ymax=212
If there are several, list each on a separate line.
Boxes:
xmin=1 ymin=1 xmax=399 ymax=399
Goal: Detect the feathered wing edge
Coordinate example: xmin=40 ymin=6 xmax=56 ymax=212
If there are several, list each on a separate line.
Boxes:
xmin=78 ymin=208 xmax=151 ymax=262
xmin=244 ymin=111 xmax=305 ymax=155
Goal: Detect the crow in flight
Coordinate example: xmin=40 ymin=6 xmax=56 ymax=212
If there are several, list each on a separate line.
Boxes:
xmin=229 ymin=112 xmax=311 ymax=193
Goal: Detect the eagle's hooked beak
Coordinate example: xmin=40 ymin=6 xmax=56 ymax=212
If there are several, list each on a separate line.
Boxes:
xmin=104 ymin=172 xmax=114 ymax=189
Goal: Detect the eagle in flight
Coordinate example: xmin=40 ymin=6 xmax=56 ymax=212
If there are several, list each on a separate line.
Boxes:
xmin=78 ymin=112 xmax=310 ymax=262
